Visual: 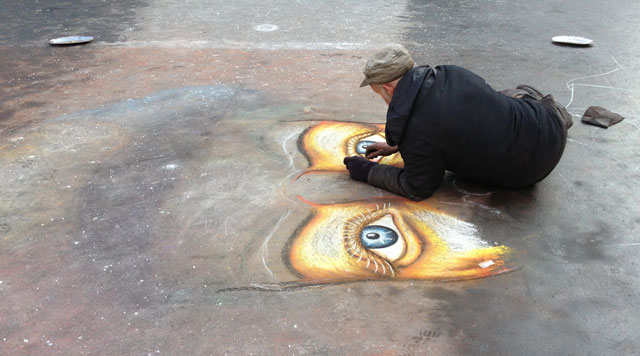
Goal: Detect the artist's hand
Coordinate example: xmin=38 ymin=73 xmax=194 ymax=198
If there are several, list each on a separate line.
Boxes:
xmin=365 ymin=142 xmax=398 ymax=159
xmin=343 ymin=156 xmax=377 ymax=183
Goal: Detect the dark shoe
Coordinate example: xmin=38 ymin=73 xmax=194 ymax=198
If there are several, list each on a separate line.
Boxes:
xmin=516 ymin=84 xmax=545 ymax=100
xmin=557 ymin=104 xmax=573 ymax=129
xmin=499 ymin=88 xmax=529 ymax=99
xmin=506 ymin=85 xmax=573 ymax=130
xmin=540 ymin=94 xmax=573 ymax=130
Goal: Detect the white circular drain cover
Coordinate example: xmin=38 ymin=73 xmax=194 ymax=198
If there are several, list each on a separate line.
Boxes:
xmin=254 ymin=24 xmax=279 ymax=32
xmin=49 ymin=35 xmax=94 ymax=45
xmin=552 ymin=36 xmax=593 ymax=46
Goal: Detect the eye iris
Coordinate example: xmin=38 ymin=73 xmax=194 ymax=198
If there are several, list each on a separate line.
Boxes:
xmin=356 ymin=140 xmax=377 ymax=154
xmin=360 ymin=225 xmax=398 ymax=249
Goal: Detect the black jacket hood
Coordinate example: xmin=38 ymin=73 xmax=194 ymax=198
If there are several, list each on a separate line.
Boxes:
xmin=385 ymin=65 xmax=434 ymax=146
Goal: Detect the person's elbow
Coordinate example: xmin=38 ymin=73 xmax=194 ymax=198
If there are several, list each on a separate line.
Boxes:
xmin=402 ymin=175 xmax=442 ymax=201
xmin=402 ymin=183 xmax=438 ymax=201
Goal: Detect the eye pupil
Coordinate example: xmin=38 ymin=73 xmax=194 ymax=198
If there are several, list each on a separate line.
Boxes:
xmin=366 ymin=232 xmax=380 ymax=240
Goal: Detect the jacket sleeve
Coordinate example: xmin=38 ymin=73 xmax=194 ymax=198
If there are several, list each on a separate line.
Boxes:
xmin=367 ymin=146 xmax=445 ymax=201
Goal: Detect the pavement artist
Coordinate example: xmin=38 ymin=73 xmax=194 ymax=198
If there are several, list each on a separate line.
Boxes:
xmin=343 ymin=44 xmax=573 ymax=201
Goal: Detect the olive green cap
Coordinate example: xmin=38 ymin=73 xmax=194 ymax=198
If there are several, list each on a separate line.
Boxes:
xmin=359 ymin=44 xmax=415 ymax=87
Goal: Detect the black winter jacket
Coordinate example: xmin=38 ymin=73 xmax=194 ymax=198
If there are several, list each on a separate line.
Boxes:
xmin=367 ymin=65 xmax=567 ymax=201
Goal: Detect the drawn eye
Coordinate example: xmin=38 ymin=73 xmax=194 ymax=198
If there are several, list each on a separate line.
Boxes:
xmin=292 ymin=198 xmax=509 ymax=281
xmin=360 ymin=214 xmax=407 ymax=262
xmin=343 ymin=208 xmax=412 ymax=277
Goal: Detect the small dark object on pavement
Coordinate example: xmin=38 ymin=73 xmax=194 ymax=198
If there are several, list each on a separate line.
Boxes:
xmin=581 ymin=106 xmax=625 ymax=128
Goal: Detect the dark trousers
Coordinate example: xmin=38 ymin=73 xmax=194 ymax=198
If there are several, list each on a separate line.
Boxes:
xmin=500 ymin=86 xmax=573 ymax=130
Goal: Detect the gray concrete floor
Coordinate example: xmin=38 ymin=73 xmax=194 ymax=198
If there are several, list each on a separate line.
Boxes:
xmin=1 ymin=1 xmax=640 ymax=355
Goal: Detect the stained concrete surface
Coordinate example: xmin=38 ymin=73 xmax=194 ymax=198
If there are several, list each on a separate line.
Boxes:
xmin=1 ymin=0 xmax=640 ymax=355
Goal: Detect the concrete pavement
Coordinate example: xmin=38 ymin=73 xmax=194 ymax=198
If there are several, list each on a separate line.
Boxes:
xmin=1 ymin=1 xmax=640 ymax=355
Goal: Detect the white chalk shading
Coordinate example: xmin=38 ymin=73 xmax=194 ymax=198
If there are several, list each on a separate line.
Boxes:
xmin=566 ymin=137 xmax=594 ymax=149
xmin=440 ymin=178 xmax=502 ymax=215
xmin=566 ymin=138 xmax=626 ymax=164
xmin=461 ymin=196 xmax=502 ymax=215
xmin=569 ymin=84 xmax=633 ymax=91
xmin=260 ymin=208 xmax=294 ymax=279
xmin=435 ymin=199 xmax=502 ymax=216
xmin=257 ymin=129 xmax=306 ymax=278
xmin=565 ymin=55 xmax=635 ymax=109
xmin=623 ymin=119 xmax=640 ymax=130
xmin=452 ymin=177 xmax=496 ymax=196
xmin=249 ymin=283 xmax=284 ymax=291
xmin=278 ymin=129 xmax=305 ymax=205
xmin=479 ymin=260 xmax=495 ymax=269
xmin=414 ymin=210 xmax=488 ymax=252
xmin=611 ymin=56 xmax=625 ymax=70
xmin=282 ymin=131 xmax=298 ymax=172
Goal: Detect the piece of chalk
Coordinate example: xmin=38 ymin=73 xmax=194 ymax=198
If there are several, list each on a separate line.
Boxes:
xmin=478 ymin=260 xmax=495 ymax=269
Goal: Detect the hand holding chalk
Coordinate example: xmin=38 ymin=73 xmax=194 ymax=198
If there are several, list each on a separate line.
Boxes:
xmin=365 ymin=142 xmax=398 ymax=159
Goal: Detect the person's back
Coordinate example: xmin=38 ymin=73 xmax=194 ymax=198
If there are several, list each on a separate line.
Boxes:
xmin=343 ymin=44 xmax=570 ymax=201
xmin=388 ymin=65 xmax=567 ymax=193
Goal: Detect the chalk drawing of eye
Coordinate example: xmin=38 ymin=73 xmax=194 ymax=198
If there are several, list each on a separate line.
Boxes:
xmin=340 ymin=202 xmax=437 ymax=278
xmin=342 ymin=206 xmax=414 ymax=277
xmin=296 ymin=121 xmax=403 ymax=178
xmin=289 ymin=197 xmax=511 ymax=282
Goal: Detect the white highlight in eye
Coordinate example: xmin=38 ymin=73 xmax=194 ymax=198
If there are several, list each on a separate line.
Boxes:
xmin=366 ymin=214 xmax=406 ymax=262
xmin=360 ymin=134 xmax=386 ymax=144
xmin=358 ymin=134 xmax=387 ymax=162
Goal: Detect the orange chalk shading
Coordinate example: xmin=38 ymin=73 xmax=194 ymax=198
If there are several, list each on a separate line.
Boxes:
xmin=289 ymin=198 xmax=510 ymax=282
xmin=299 ymin=121 xmax=403 ymax=174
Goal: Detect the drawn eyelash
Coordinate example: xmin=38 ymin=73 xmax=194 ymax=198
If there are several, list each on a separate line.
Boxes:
xmin=342 ymin=203 xmax=396 ymax=277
